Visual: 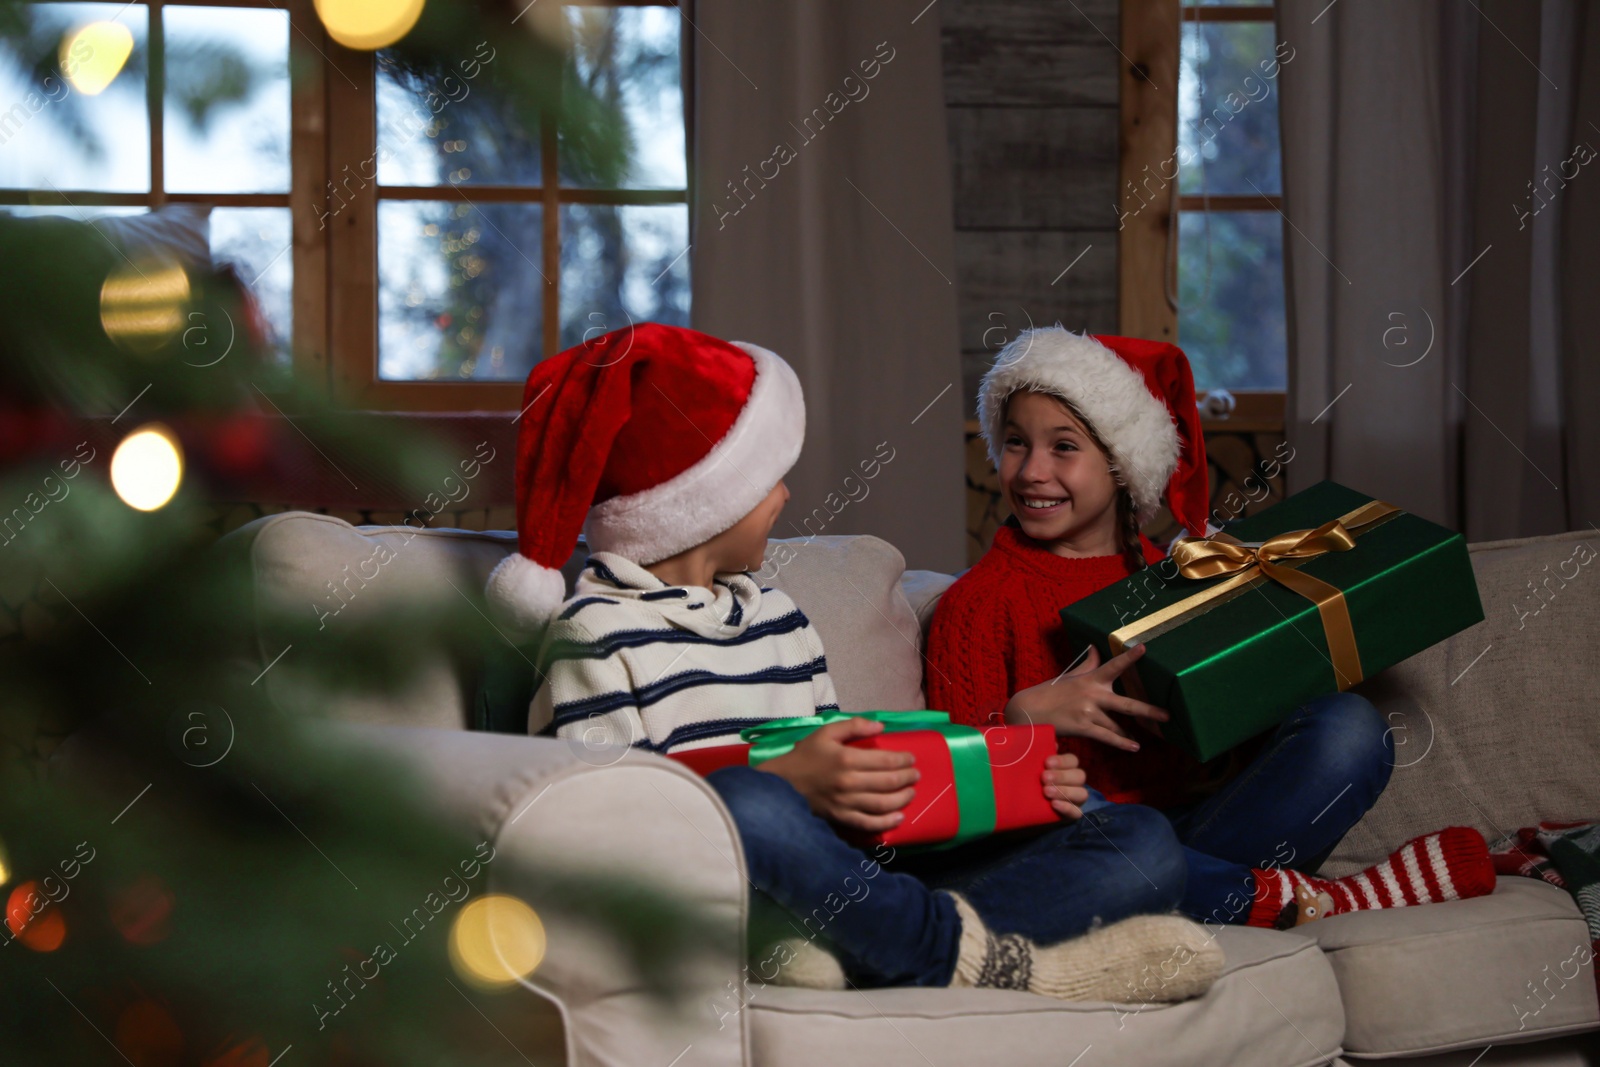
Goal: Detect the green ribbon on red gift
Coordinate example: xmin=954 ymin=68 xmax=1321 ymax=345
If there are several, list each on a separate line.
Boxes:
xmin=740 ymin=710 xmax=998 ymax=850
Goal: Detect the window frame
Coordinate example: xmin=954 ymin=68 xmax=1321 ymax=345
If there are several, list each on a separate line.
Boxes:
xmin=1118 ymin=0 xmax=1286 ymax=427
xmin=1 ymin=0 xmax=690 ymax=413
xmin=0 ymin=0 xmax=310 ymax=356
xmin=325 ymin=0 xmax=689 ymax=410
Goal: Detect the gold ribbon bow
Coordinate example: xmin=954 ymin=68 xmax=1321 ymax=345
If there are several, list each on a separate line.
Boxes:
xmin=1109 ymin=500 xmax=1401 ymax=689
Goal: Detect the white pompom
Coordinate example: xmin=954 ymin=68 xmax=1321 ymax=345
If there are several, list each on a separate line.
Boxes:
xmin=485 ymin=553 xmax=568 ymax=633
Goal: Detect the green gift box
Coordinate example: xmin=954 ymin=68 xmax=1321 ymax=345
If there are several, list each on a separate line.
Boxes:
xmin=1059 ymin=480 xmax=1485 ymax=762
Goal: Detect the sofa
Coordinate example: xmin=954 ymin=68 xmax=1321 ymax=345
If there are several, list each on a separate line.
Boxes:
xmin=219 ymin=512 xmax=1600 ymax=1067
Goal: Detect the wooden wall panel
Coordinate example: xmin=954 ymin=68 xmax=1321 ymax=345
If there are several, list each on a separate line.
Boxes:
xmin=941 ymin=0 xmax=1121 ymax=44
xmin=943 ymin=0 xmax=1123 ymax=425
xmin=953 ymin=230 xmax=1118 ymax=350
xmin=953 ymin=229 xmax=1119 ymax=412
xmin=947 ymin=108 xmax=1120 ymax=230
xmin=943 ymin=41 xmax=1118 ymax=107
xmin=941 ymin=0 xmax=1120 ymax=107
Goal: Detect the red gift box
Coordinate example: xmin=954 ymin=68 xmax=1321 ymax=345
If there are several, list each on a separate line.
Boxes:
xmin=668 ymin=722 xmax=1059 ymax=850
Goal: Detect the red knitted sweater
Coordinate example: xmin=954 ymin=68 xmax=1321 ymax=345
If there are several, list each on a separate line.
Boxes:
xmin=925 ymin=522 xmax=1249 ymax=809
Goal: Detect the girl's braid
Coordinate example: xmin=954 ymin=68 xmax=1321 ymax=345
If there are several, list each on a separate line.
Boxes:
xmin=1116 ymin=485 xmax=1148 ymax=574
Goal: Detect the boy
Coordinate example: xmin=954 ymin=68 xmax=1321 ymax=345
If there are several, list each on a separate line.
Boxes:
xmin=487 ymin=323 xmax=1222 ymax=1000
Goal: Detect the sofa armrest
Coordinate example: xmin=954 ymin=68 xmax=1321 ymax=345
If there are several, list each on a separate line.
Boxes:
xmin=322 ymin=724 xmax=749 ymax=1067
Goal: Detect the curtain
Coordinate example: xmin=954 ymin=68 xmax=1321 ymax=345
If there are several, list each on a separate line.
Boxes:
xmin=1277 ymin=0 xmax=1600 ymax=539
xmin=687 ymin=0 xmax=966 ymax=572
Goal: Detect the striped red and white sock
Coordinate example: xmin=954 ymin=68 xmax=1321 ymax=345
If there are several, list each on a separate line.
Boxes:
xmin=1244 ymin=827 xmax=1496 ymax=928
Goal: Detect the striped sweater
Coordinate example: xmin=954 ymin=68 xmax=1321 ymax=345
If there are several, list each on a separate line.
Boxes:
xmin=528 ymin=552 xmax=841 ymax=753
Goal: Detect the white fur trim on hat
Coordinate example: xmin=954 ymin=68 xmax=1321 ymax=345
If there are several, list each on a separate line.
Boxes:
xmin=486 ymin=551 xmax=569 ymax=632
xmin=582 ymin=343 xmax=805 ymax=565
xmin=978 ymin=327 xmax=1179 ymax=524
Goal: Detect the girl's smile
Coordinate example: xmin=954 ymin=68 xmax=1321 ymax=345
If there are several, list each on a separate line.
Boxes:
xmin=1016 ymin=495 xmax=1069 ymax=515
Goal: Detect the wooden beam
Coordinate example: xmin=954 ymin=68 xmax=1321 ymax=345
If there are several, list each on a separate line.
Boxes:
xmin=540 ymin=109 xmax=560 ymax=368
xmin=1180 ymin=5 xmax=1276 ymax=22
xmin=377 ymin=185 xmax=686 ymax=204
xmin=1117 ymin=0 xmax=1180 ymax=343
xmin=1176 ymin=193 xmax=1281 ymax=212
xmin=324 ymin=37 xmax=378 ymax=404
xmin=288 ymin=0 xmax=329 ymax=390
xmin=343 ymin=380 xmax=526 ymax=411
xmin=0 ymin=191 xmax=291 ymax=207
xmin=149 ymin=0 xmax=290 ymax=8
xmin=149 ymin=0 xmax=165 ymax=205
xmin=1197 ymin=389 xmax=1286 ymax=432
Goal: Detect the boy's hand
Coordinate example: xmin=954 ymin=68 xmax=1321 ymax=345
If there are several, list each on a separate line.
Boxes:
xmin=1042 ymin=751 xmax=1090 ymax=821
xmin=1005 ymin=643 xmax=1170 ymax=752
xmin=758 ymin=717 xmax=920 ymax=832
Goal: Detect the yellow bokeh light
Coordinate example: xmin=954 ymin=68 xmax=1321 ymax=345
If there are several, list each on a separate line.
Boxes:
xmin=0 ymin=841 xmax=9 ymax=887
xmin=448 ymin=894 xmax=546 ymax=988
xmin=111 ymin=425 xmax=184 ymax=512
xmin=61 ymin=21 xmax=134 ymax=96
xmin=313 ymin=0 xmax=426 ymax=50
xmin=100 ymin=257 xmax=192 ymax=355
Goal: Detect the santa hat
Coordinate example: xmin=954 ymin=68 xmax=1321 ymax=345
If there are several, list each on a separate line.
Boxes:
xmin=486 ymin=322 xmax=805 ymax=631
xmin=977 ymin=327 xmax=1211 ymax=539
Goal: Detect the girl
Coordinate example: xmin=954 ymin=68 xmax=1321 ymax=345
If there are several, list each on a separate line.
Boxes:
xmin=926 ymin=327 xmax=1496 ymax=929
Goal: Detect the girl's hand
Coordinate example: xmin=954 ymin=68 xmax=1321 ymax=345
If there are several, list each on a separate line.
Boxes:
xmin=758 ymin=717 xmax=920 ymax=832
xmin=1004 ymin=642 xmax=1171 ymax=753
xmin=1042 ymin=751 xmax=1090 ymax=820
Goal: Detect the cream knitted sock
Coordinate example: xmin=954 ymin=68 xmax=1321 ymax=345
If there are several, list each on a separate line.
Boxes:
xmin=762 ymin=937 xmax=847 ymax=990
xmin=946 ymin=892 xmax=1224 ymax=1003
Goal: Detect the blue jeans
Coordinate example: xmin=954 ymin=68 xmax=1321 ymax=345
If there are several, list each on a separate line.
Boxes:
xmin=707 ymin=765 xmax=1187 ymax=989
xmin=1158 ymin=690 xmax=1395 ymax=926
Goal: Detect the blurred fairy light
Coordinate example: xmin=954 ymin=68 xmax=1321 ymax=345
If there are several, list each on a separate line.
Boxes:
xmin=448 ymin=894 xmax=546 ymax=987
xmin=0 ymin=841 xmax=9 ymax=886
xmin=6 ymin=881 xmax=67 ymax=952
xmin=313 ymin=0 xmax=426 ymax=50
xmin=111 ymin=425 xmax=184 ymax=512
xmin=61 ymin=21 xmax=134 ymax=95
xmin=99 ymin=257 xmax=192 ymax=354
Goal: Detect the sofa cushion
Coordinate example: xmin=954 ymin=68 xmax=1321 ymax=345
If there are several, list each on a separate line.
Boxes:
xmin=1325 ymin=529 xmax=1600 ymax=878
xmin=759 ymin=535 xmax=927 ymax=712
xmin=1280 ymin=878 xmax=1599 ymax=1058
xmin=748 ymin=926 xmax=1344 ymax=1067
xmin=224 ymin=517 xmax=926 ymax=729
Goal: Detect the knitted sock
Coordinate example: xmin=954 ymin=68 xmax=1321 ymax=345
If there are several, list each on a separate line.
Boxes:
xmin=762 ymin=937 xmax=847 ymax=990
xmin=1245 ymin=826 xmax=1496 ymax=929
xmin=947 ymin=893 xmax=1224 ymax=1003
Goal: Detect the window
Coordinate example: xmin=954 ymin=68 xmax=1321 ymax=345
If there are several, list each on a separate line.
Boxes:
xmin=1117 ymin=0 xmax=1287 ymax=422
xmin=0 ymin=1 xmax=295 ymax=365
xmin=335 ymin=1 xmax=689 ymax=407
xmin=1175 ymin=0 xmax=1286 ymax=393
xmin=0 ymin=0 xmax=690 ymax=412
